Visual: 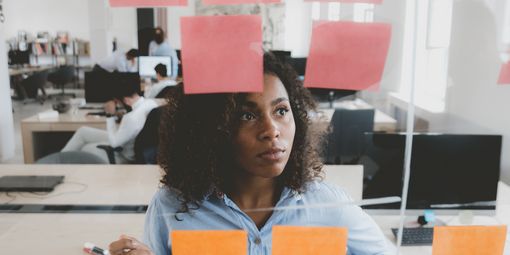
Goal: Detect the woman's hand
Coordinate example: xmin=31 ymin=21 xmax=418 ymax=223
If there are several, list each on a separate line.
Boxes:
xmin=109 ymin=235 xmax=154 ymax=255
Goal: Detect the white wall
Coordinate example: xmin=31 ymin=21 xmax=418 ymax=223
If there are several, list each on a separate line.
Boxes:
xmin=444 ymin=0 xmax=510 ymax=183
xmin=283 ymin=0 xmax=312 ymax=57
xmin=166 ymin=0 xmax=196 ymax=50
xmin=3 ymin=0 xmax=90 ymax=41
xmin=0 ymin=23 xmax=15 ymax=161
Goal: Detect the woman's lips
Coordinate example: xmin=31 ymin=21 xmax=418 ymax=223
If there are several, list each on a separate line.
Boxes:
xmin=258 ymin=149 xmax=285 ymax=161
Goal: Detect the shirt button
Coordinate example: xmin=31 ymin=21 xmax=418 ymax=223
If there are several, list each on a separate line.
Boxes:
xmin=254 ymin=237 xmax=261 ymax=245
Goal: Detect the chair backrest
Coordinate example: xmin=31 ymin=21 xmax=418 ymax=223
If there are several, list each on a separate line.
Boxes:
xmin=22 ymin=70 xmax=48 ymax=98
xmin=35 ymin=151 xmax=108 ymax=164
xmin=322 ymin=165 xmax=364 ymax=201
xmin=50 ymin=65 xmax=75 ymax=85
xmin=134 ymin=106 xmax=163 ymax=164
xmin=326 ymin=109 xmax=375 ymax=164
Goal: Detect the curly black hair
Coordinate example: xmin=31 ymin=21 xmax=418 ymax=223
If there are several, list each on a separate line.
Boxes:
xmin=158 ymin=52 xmax=324 ymax=216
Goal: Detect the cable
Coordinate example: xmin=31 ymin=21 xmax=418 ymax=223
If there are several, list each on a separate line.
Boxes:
xmin=17 ymin=181 xmax=88 ymax=199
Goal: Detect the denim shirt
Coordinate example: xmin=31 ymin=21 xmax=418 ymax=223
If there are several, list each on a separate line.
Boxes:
xmin=143 ymin=181 xmax=392 ymax=255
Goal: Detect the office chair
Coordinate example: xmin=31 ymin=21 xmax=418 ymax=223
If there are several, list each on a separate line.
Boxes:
xmin=20 ymin=70 xmax=48 ymax=104
xmin=48 ymin=65 xmax=76 ymax=99
xmin=134 ymin=106 xmax=163 ymax=164
xmin=325 ymin=109 xmax=375 ymax=164
xmin=35 ymin=151 xmax=108 ymax=164
xmin=97 ymin=106 xmax=163 ymax=164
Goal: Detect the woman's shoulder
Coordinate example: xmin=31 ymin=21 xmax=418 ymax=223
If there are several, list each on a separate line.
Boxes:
xmin=300 ymin=181 xmax=354 ymax=203
xmin=148 ymin=186 xmax=183 ymax=213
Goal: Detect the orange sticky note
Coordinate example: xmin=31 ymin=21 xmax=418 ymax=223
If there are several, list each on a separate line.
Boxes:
xmin=304 ymin=0 xmax=382 ymax=3
xmin=498 ymin=61 xmax=510 ymax=85
xmin=171 ymin=230 xmax=248 ymax=255
xmin=109 ymin=0 xmax=187 ymax=7
xmin=304 ymin=21 xmax=392 ymax=91
xmin=432 ymin=225 xmax=507 ymax=255
xmin=181 ymin=15 xmax=263 ymax=94
xmin=204 ymin=0 xmax=281 ymax=5
xmin=272 ymin=226 xmax=348 ymax=255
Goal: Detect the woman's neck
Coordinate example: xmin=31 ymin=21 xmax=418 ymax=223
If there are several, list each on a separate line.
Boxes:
xmin=228 ymin=174 xmax=280 ymax=210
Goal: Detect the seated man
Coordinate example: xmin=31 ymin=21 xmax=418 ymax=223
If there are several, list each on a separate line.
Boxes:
xmin=62 ymin=81 xmax=158 ymax=163
xmin=143 ymin=63 xmax=177 ymax=99
xmin=93 ymin=48 xmax=139 ymax=73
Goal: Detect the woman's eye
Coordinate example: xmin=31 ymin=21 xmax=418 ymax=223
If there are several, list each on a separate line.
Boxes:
xmin=240 ymin=112 xmax=256 ymax=121
xmin=276 ymin=108 xmax=289 ymax=116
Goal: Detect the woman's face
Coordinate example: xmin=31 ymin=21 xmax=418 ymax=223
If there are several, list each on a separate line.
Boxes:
xmin=233 ymin=74 xmax=296 ymax=179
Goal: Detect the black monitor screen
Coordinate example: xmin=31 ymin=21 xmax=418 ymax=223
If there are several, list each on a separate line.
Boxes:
xmin=361 ymin=133 xmax=502 ymax=210
xmin=85 ymin=72 xmax=140 ymax=103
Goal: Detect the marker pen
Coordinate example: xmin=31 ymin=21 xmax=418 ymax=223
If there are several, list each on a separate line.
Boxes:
xmin=84 ymin=242 xmax=110 ymax=255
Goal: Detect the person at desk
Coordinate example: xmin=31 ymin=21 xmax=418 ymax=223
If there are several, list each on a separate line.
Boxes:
xmin=109 ymin=53 xmax=390 ymax=254
xmin=93 ymin=48 xmax=139 ymax=73
xmin=149 ymin=27 xmax=178 ymax=80
xmin=61 ymin=81 xmax=157 ymax=163
xmin=144 ymin=64 xmax=177 ymax=99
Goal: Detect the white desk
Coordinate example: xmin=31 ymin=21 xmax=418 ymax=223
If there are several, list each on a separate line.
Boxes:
xmin=0 ymin=164 xmax=161 ymax=204
xmin=1 ymin=164 xmax=509 ymax=254
xmin=21 ymin=110 xmax=107 ymax=163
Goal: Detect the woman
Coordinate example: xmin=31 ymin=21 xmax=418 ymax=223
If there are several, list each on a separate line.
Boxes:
xmin=109 ymin=53 xmax=391 ymax=255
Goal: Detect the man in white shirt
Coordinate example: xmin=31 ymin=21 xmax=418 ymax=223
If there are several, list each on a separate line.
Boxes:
xmin=144 ymin=63 xmax=177 ymax=99
xmin=94 ymin=49 xmax=139 ymax=73
xmin=149 ymin=27 xmax=179 ymax=80
xmin=62 ymin=80 xmax=157 ymax=163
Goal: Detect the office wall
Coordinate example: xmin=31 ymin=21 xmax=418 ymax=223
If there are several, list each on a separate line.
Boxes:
xmin=166 ymin=0 xmax=196 ymax=49
xmin=444 ymin=0 xmax=510 ymax=183
xmin=3 ymin=0 xmax=90 ymax=41
xmin=0 ymin=24 xmax=15 ymax=161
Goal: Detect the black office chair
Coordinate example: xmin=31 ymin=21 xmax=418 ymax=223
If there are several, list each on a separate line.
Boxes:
xmin=48 ymin=65 xmax=76 ymax=99
xmin=97 ymin=106 xmax=163 ymax=164
xmin=21 ymin=70 xmax=48 ymax=104
xmin=324 ymin=109 xmax=375 ymax=164
xmin=134 ymin=107 xmax=163 ymax=164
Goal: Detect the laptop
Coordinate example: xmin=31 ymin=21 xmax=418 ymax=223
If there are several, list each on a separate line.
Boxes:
xmin=0 ymin=175 xmax=65 ymax=192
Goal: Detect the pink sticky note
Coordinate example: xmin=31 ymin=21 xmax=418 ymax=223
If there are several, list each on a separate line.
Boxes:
xmin=304 ymin=21 xmax=392 ymax=91
xmin=497 ymin=61 xmax=510 ymax=85
xmin=204 ymin=0 xmax=281 ymax=5
xmin=109 ymin=0 xmax=187 ymax=7
xmin=181 ymin=15 xmax=263 ymax=94
xmin=304 ymin=0 xmax=382 ymax=3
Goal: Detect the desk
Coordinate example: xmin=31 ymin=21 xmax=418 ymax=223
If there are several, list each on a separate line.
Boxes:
xmin=21 ymin=111 xmax=106 ymax=163
xmin=0 ymin=164 xmax=160 ymax=205
xmin=0 ymin=164 xmax=159 ymax=254
xmin=1 ymin=164 xmax=508 ymax=254
xmin=316 ymin=99 xmax=397 ymax=132
xmin=9 ymin=66 xmax=56 ymax=100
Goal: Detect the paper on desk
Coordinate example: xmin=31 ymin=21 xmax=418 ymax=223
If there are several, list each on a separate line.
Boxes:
xmin=272 ymin=226 xmax=347 ymax=255
xmin=498 ymin=61 xmax=510 ymax=85
xmin=180 ymin=15 xmax=263 ymax=94
xmin=109 ymin=0 xmax=187 ymax=7
xmin=432 ymin=225 xmax=507 ymax=255
xmin=37 ymin=110 xmax=59 ymax=120
xmin=203 ymin=0 xmax=280 ymax=5
xmin=171 ymin=230 xmax=247 ymax=255
xmin=304 ymin=21 xmax=392 ymax=91
xmin=304 ymin=0 xmax=382 ymax=3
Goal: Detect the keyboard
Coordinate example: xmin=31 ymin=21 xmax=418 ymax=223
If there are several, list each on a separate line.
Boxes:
xmin=391 ymin=227 xmax=434 ymax=246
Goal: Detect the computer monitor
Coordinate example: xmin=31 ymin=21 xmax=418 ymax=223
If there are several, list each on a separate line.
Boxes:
xmin=361 ymin=133 xmax=502 ymax=213
xmin=139 ymin=56 xmax=172 ymax=77
xmin=85 ymin=72 xmax=141 ymax=103
xmin=288 ymin=57 xmax=307 ymax=76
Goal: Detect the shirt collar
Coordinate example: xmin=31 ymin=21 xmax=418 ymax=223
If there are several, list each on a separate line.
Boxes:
xmin=131 ymin=96 xmax=145 ymax=110
xmin=216 ymin=186 xmax=303 ymax=209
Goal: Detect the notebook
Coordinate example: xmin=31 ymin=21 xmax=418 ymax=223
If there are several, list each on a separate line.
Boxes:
xmin=0 ymin=175 xmax=65 ymax=192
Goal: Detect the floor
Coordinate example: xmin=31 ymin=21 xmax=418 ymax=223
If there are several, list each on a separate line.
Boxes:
xmin=2 ymin=88 xmax=85 ymax=164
